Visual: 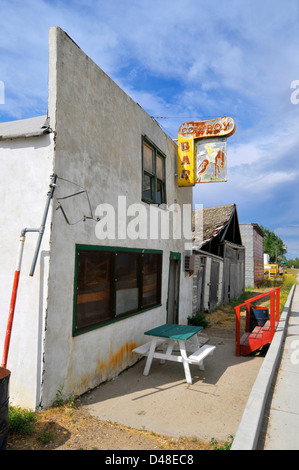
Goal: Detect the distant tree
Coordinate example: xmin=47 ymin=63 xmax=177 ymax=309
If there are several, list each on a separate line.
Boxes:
xmin=261 ymin=226 xmax=287 ymax=263
xmin=286 ymin=258 xmax=299 ymax=269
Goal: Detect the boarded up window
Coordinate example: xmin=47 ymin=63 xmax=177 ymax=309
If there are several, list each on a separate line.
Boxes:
xmin=74 ymin=247 xmax=162 ymax=334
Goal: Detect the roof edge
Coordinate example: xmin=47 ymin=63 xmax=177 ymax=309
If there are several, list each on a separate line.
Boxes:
xmin=0 ymin=115 xmax=51 ymax=141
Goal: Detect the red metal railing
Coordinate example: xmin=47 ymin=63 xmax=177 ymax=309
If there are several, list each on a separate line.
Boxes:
xmin=234 ymin=287 xmax=281 ymax=356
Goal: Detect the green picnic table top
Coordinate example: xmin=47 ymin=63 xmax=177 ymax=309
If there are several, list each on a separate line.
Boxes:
xmin=144 ymin=324 xmax=203 ymax=341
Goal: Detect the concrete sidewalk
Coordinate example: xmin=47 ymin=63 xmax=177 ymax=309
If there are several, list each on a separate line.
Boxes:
xmin=261 ymin=282 xmax=299 ymax=450
xmin=80 ymin=280 xmax=299 ymax=449
xmin=81 ymin=328 xmax=265 ymax=443
xmin=232 ymin=279 xmax=299 ymax=450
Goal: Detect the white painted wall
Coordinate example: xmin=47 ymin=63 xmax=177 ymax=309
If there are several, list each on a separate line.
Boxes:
xmin=0 ymin=27 xmax=193 ymax=409
xmin=39 ymin=27 xmax=193 ymax=407
xmin=0 ymin=133 xmax=54 ymax=408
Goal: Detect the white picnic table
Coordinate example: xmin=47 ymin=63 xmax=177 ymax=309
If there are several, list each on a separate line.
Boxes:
xmin=132 ymin=323 xmax=215 ymax=384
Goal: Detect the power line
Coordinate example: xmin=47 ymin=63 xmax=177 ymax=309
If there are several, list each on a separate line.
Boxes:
xmin=151 ymin=116 xmax=223 ymax=119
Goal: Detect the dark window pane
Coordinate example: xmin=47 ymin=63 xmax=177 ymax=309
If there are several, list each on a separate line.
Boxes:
xmin=156 ymin=180 xmax=164 ymax=205
xmin=142 ymin=253 xmax=162 ymax=307
xmin=143 ymin=173 xmax=153 ymax=200
xmin=76 ymin=251 xmax=112 ymax=330
xmin=115 ymin=253 xmax=139 ymax=315
xmin=74 ymin=248 xmax=163 ymax=334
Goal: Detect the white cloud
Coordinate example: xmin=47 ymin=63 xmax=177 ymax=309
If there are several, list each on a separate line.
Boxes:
xmin=275 ymin=225 xmax=299 ymax=239
xmin=1 ymin=0 xmax=298 ymax=122
xmin=1 ymin=0 xmax=299 ymax=259
xmin=229 ymin=142 xmax=264 ymax=167
xmin=281 ymin=239 xmax=299 ymax=259
xmin=242 ymin=171 xmax=298 ymax=194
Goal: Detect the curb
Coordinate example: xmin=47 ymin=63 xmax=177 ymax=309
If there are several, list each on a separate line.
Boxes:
xmin=231 ymin=283 xmax=296 ymax=450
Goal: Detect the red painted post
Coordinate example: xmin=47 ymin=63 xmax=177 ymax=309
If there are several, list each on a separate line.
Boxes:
xmin=270 ymin=291 xmax=275 ymax=339
xmin=245 ymin=302 xmax=251 ymax=332
xmin=1 ymin=234 xmax=25 ymax=368
xmin=235 ymin=306 xmax=241 ymax=356
xmin=275 ymin=287 xmax=281 ymax=323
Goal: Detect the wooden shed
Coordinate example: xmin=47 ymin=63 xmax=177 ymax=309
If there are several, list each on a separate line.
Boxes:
xmin=192 ymin=204 xmax=245 ymax=312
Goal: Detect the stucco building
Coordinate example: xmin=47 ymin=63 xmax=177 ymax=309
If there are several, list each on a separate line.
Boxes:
xmin=0 ymin=27 xmax=193 ymax=409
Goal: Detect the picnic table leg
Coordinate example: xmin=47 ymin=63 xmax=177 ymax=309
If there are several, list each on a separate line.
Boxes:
xmin=143 ymin=338 xmax=158 ymax=376
xmin=192 ymin=335 xmax=204 ymax=370
xmin=193 ymin=333 xmax=200 ymax=350
xmin=178 ymin=340 xmax=192 ymax=384
xmin=160 ymin=339 xmax=175 ymax=364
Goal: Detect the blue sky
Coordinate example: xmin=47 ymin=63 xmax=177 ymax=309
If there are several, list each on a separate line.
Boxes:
xmin=1 ymin=0 xmax=299 ymax=258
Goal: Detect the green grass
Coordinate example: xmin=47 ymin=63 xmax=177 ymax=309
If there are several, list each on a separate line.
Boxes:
xmin=8 ymin=384 xmax=77 ymax=445
xmin=8 ymin=406 xmax=37 ymax=435
xmin=253 ymin=270 xmax=298 ymax=314
xmin=230 ymin=270 xmax=298 ymax=315
xmin=210 ymin=435 xmax=234 ymax=450
xmin=37 ymin=428 xmax=55 ymax=444
xmin=278 ymin=270 xmax=298 ymax=313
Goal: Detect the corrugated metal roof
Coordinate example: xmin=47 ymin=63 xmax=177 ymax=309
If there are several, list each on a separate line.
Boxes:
xmin=0 ymin=115 xmax=51 ymax=140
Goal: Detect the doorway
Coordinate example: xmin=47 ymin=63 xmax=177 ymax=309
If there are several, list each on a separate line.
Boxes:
xmin=209 ymin=260 xmax=219 ymax=311
xmin=167 ymin=252 xmax=181 ymax=324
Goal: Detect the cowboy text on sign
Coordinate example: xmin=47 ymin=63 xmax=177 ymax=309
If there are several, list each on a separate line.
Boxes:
xmin=178 ymin=116 xmax=235 ymax=139
xmin=177 ymin=117 xmax=235 ymax=187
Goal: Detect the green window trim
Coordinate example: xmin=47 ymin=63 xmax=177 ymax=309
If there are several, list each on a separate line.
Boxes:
xmin=142 ymin=135 xmax=166 ymax=205
xmin=73 ymin=244 xmax=163 ymax=336
xmin=166 ymin=252 xmax=181 ymax=324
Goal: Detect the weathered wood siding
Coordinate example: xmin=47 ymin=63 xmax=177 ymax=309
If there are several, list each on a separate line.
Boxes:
xmin=192 ymin=252 xmax=223 ymax=313
xmin=253 ymin=229 xmax=264 ymax=284
xmin=240 ymin=223 xmax=264 ymax=287
xmin=223 ymin=242 xmax=245 ymax=304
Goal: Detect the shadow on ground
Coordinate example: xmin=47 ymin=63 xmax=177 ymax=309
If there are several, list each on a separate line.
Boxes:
xmin=81 ymin=332 xmax=265 ymax=442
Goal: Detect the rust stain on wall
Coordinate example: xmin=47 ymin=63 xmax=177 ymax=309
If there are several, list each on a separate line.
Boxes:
xmin=68 ymin=340 xmax=139 ymax=398
xmin=98 ymin=341 xmax=138 ymax=378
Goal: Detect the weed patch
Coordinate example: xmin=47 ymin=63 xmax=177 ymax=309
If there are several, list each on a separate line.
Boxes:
xmin=8 ymin=407 xmax=36 ymax=435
